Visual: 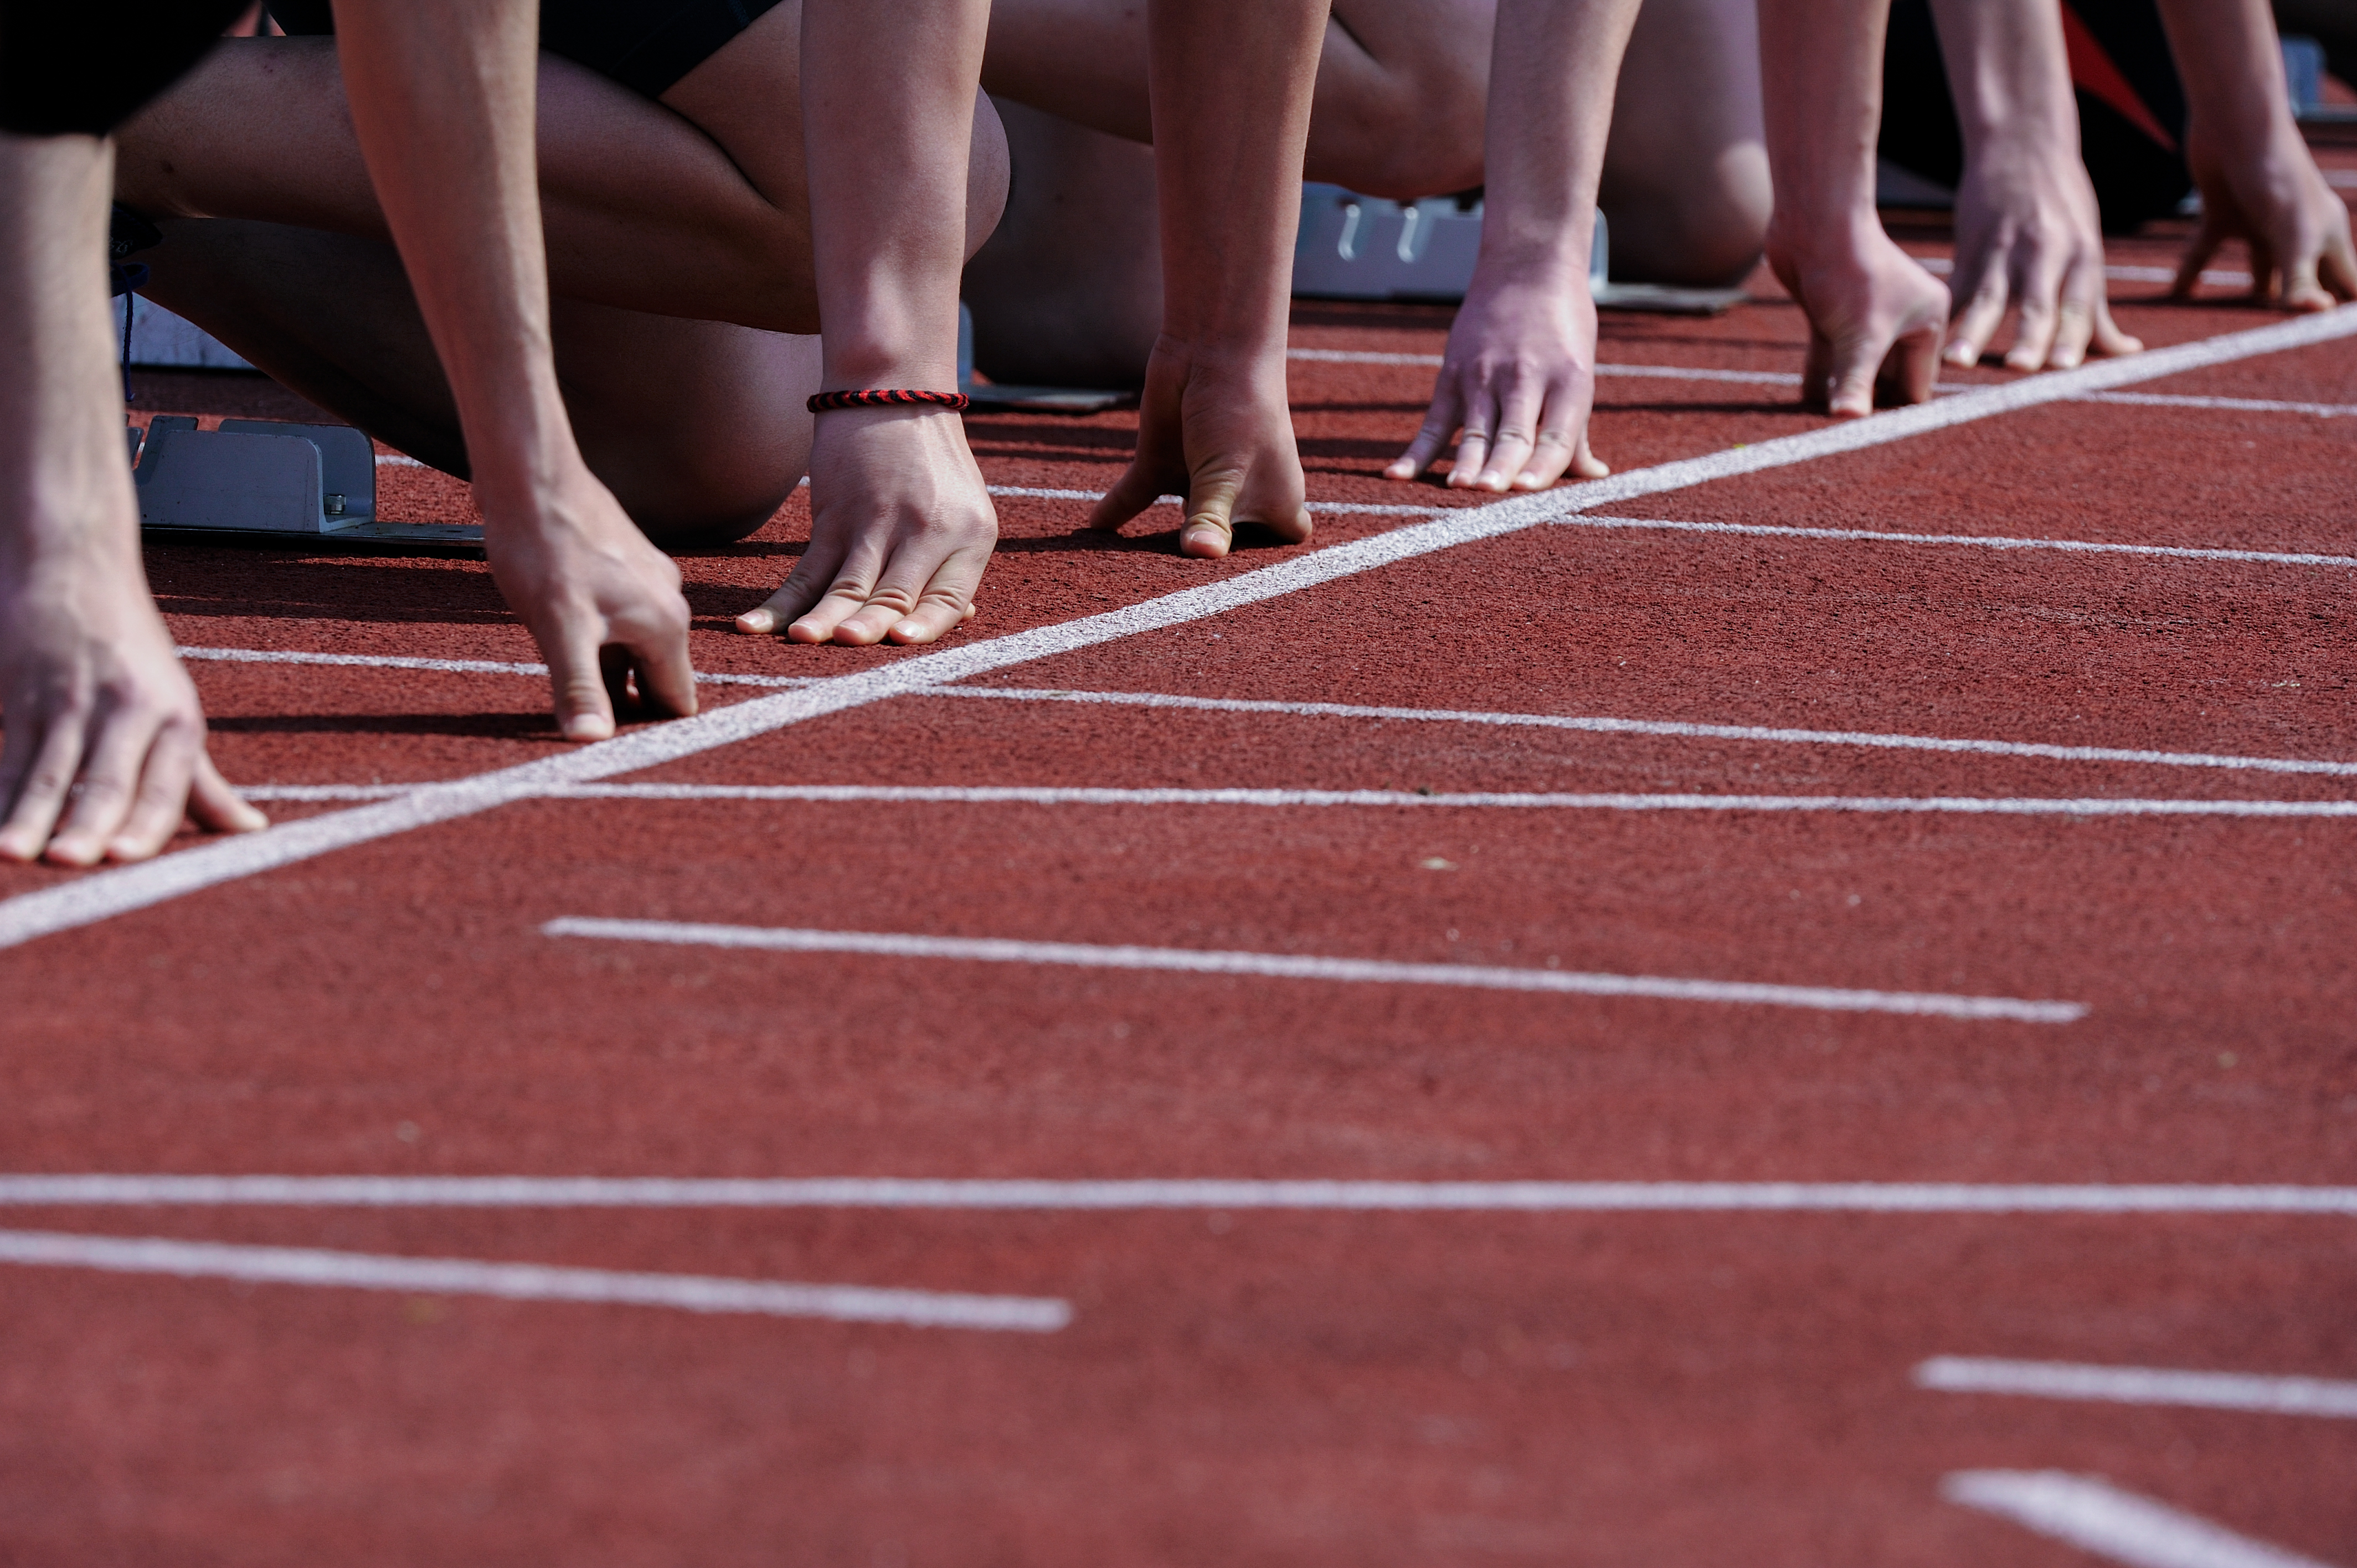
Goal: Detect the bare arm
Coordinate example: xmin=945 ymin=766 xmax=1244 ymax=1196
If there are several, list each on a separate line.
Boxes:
xmin=0 ymin=133 xmax=265 ymax=864
xmin=737 ymin=0 xmax=998 ymax=644
xmin=1386 ymin=0 xmax=1638 ymax=491
xmin=1758 ymin=0 xmax=1952 ymax=415
xmin=2153 ymin=0 xmax=2355 ymax=309
xmin=1085 ymin=0 xmax=1329 ymax=557
xmin=331 ymin=0 xmax=696 ymax=735
xmin=1928 ymin=0 xmax=2140 ymax=371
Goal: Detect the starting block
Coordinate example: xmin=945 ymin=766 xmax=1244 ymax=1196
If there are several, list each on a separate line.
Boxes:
xmin=131 ymin=416 xmax=482 ymax=549
xmin=1292 ymin=185 xmax=1747 ymax=315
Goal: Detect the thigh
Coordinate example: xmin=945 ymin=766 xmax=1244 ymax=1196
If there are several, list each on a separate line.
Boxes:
xmin=1598 ymin=0 xmax=1772 ymax=286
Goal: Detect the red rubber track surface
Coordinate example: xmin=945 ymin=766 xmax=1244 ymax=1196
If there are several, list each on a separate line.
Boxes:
xmin=4 ymin=207 xmax=2355 ymax=1564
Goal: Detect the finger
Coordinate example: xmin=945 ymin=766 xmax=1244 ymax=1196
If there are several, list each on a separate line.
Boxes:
xmin=543 ymin=620 xmax=617 ymax=744
xmin=1508 ymin=381 xmax=1596 ymax=491
xmin=184 ymin=751 xmax=268 ymax=835
xmin=1875 ymin=320 xmax=1944 ymax=412
xmin=0 ymin=714 xmax=83 ymax=863
xmin=102 ymin=718 xmax=199 ymax=862
xmin=2248 ymin=234 xmax=2280 ymax=303
xmin=737 ymin=538 xmax=848 ymax=635
xmin=1800 ymin=329 xmax=1837 ymax=411
xmin=1386 ymin=385 xmax=1464 ymax=482
xmin=1944 ymin=272 xmax=2010 ymax=369
xmin=2087 ymin=295 xmax=2144 ymax=359
xmin=1473 ymin=384 xmax=1547 ymax=493
xmin=42 ymin=701 xmax=161 ymax=866
xmin=1825 ymin=333 xmax=1889 ymax=419
xmin=2319 ymin=221 xmax=2357 ymax=303
xmin=2279 ymin=250 xmax=2335 ymax=314
xmin=885 ymin=540 xmax=994 ymax=645
xmin=2005 ymin=289 xmax=2063 ymax=373
xmin=1084 ymin=458 xmax=1180 ymax=535
xmin=1568 ymin=430 xmax=1610 ymax=481
xmin=2171 ymin=221 xmax=2225 ymax=297
xmin=1173 ymin=469 xmax=1248 ymax=560
xmin=620 ymin=618 xmax=698 ymax=718
xmin=826 ymin=535 xmax=971 ymax=646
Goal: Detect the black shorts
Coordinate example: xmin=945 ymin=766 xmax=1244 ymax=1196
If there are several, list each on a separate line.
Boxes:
xmin=264 ymin=0 xmax=782 ymax=101
xmin=0 ymin=0 xmax=253 ymax=137
xmin=1880 ymin=0 xmax=2193 ymax=234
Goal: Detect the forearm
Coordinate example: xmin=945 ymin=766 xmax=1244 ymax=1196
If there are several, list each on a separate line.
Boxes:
xmin=2154 ymin=0 xmax=2297 ymax=151
xmin=1758 ymin=0 xmax=1891 ymax=252
xmin=802 ymin=0 xmax=990 ymax=390
xmin=0 ymin=134 xmax=137 ymax=574
xmin=1926 ymin=0 xmax=2079 ymax=153
xmin=1147 ymin=0 xmax=1330 ymax=357
xmin=1477 ymin=0 xmax=1643 ymax=283
xmin=329 ymin=0 xmax=575 ymax=512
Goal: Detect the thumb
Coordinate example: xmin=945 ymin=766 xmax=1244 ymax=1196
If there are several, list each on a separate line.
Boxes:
xmin=1177 ymin=471 xmax=1245 ymax=560
xmin=1084 ymin=459 xmax=1176 ymax=535
xmin=541 ymin=615 xmax=617 ymax=742
xmin=1824 ymin=332 xmax=1885 ymax=419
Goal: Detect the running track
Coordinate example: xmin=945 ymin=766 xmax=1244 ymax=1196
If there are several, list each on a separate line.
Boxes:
xmin=2 ymin=213 xmax=2353 ymax=1564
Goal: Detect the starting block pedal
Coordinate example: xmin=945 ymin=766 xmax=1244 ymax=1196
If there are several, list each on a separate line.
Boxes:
xmin=131 ymin=416 xmax=483 ymax=549
xmin=1292 ymin=185 xmax=1747 ymax=315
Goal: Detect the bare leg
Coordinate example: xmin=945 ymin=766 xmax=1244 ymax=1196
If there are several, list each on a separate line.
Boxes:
xmin=137 ymin=218 xmax=821 ymax=546
xmin=114 ymin=6 xmax=1008 ymax=336
xmin=1598 ymin=0 xmax=1771 ymax=287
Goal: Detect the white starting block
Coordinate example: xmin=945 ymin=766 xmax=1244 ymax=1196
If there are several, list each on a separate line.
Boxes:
xmin=131 ymin=416 xmax=482 ymax=548
xmin=1292 ymin=185 xmax=1748 ymax=315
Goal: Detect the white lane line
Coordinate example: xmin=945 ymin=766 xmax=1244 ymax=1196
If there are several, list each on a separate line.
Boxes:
xmin=165 ymin=647 xmax=2357 ymax=779
xmin=9 ymin=305 xmax=2349 ymax=953
xmin=7 ymin=1176 xmax=2355 ymax=1213
xmin=1914 ymin=257 xmax=2257 ymax=287
xmin=1917 ymin=1357 xmax=2357 ymax=1418
xmin=2081 ymin=390 xmax=2357 ymax=418
xmin=1559 ymin=514 xmax=2357 ymax=568
xmin=543 ymin=916 xmax=2084 ymax=1023
xmin=232 ymin=781 xmax=2357 ymax=817
xmin=0 ymin=1228 xmax=1069 ymax=1331
xmin=174 ymin=645 xmax=812 ymax=689
xmin=926 ymin=686 xmax=2357 ymax=780
xmin=1943 ymin=1472 xmax=2338 ymax=1568
xmin=374 ymin=453 xmax=424 ymax=467
xmin=982 ymin=483 xmax=1444 ymax=517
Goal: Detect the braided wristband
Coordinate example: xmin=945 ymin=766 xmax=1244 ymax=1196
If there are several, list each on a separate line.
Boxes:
xmin=806 ymin=388 xmax=971 ymax=414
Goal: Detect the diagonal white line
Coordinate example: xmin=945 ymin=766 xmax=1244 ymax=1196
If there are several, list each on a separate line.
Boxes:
xmin=920 ymin=687 xmax=2357 ymax=778
xmin=1943 ymin=1472 xmax=2340 ymax=1568
xmin=8 ymin=305 xmax=2350 ymax=952
xmin=542 ymin=916 xmax=2085 ymax=1023
xmin=1917 ymin=1358 xmax=2357 ymax=1418
xmin=174 ymin=645 xmax=812 ymax=689
xmin=231 ymin=782 xmax=2357 ymax=817
xmin=0 ymin=1228 xmax=1069 ymax=1331
xmin=2080 ymin=391 xmax=2357 ymax=418
xmin=3 ymin=1176 xmax=2354 ymax=1213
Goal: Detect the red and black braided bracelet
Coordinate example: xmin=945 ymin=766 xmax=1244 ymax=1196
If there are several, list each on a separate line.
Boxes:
xmin=806 ymin=388 xmax=971 ymax=414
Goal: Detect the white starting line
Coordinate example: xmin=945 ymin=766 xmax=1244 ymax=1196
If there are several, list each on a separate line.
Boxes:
xmin=1945 ymin=1471 xmax=2338 ymax=1568
xmin=228 ymin=781 xmax=2357 ymax=818
xmin=1917 ymin=1356 xmax=2357 ymax=1419
xmin=7 ymin=305 xmax=2348 ymax=955
xmin=5 ymin=1176 xmax=2354 ymax=1213
xmin=0 ymin=1228 xmax=1068 ymax=1332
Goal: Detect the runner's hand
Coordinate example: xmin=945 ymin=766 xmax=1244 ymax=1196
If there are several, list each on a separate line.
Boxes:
xmin=482 ymin=468 xmax=698 ymax=741
xmin=1768 ymin=226 xmax=1953 ymax=417
xmin=2174 ymin=121 xmax=2357 ymax=311
xmin=0 ymin=543 xmax=265 ymax=866
xmin=737 ymin=404 xmax=995 ymax=644
xmin=1385 ymin=269 xmax=1610 ymax=490
xmin=1088 ymin=336 xmax=1309 ymax=559
xmin=1946 ymin=140 xmax=2142 ymax=371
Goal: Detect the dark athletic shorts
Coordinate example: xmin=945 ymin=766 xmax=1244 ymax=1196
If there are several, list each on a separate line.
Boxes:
xmin=265 ymin=0 xmax=783 ymax=101
xmin=0 ymin=0 xmax=780 ymax=139
xmin=1881 ymin=0 xmax=2193 ymax=234
xmin=0 ymin=0 xmax=252 ymax=136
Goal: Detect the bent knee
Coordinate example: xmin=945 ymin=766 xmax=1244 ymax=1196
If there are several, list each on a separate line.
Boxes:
xmin=1603 ymin=147 xmax=1772 ymax=288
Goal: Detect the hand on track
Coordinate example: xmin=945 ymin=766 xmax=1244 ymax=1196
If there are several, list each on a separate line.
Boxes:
xmin=1088 ymin=337 xmax=1309 ymax=559
xmin=0 ymin=543 xmax=265 ymax=866
xmin=737 ymin=404 xmax=995 ymax=645
xmin=2174 ymin=123 xmax=2357 ymax=312
xmin=1386 ymin=270 xmax=1610 ymax=491
xmin=1768 ymin=229 xmax=1953 ymax=419
xmin=1946 ymin=142 xmax=2142 ymax=372
xmin=483 ymin=469 xmax=698 ymax=741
